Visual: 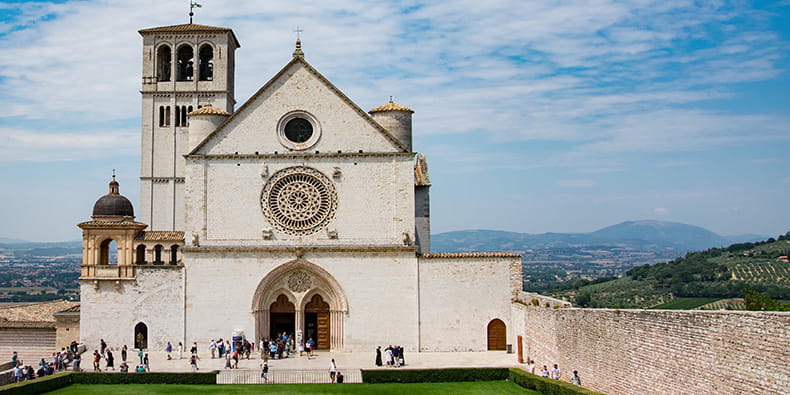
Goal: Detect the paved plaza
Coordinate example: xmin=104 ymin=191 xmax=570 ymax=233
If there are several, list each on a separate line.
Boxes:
xmin=119 ymin=349 xmax=521 ymax=373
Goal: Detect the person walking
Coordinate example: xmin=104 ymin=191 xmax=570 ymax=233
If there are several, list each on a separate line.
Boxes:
xmin=121 ymin=345 xmax=128 ymax=362
xmin=260 ymin=362 xmax=269 ymax=383
xmin=375 ymin=346 xmax=382 ymax=366
xmin=166 ymin=342 xmax=173 ymax=360
xmin=329 ymin=358 xmax=338 ymax=383
xmin=551 ymin=364 xmax=561 ymax=380
xmin=143 ymin=353 xmax=150 ymax=372
xmin=224 ymin=352 xmax=232 ymax=369
xmin=105 ymin=349 xmax=115 ymax=371
xmin=571 ymin=370 xmax=581 ymax=386
xmin=92 ymin=350 xmax=102 ymax=372
xmin=190 ymin=354 xmax=198 ymax=372
xmin=178 ymin=342 xmax=184 ymax=359
xmin=138 ymin=348 xmax=144 ymax=365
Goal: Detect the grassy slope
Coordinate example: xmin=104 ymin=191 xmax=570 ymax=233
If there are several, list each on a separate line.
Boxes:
xmin=46 ymin=382 xmax=542 ymax=395
xmin=551 ymin=238 xmax=790 ymax=309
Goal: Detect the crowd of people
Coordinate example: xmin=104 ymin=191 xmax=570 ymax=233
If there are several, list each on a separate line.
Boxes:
xmin=9 ymin=341 xmax=82 ymax=383
xmin=374 ymin=345 xmax=405 ymax=367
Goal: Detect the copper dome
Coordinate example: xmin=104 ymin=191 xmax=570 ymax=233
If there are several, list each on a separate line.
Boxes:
xmin=92 ymin=178 xmax=134 ymax=218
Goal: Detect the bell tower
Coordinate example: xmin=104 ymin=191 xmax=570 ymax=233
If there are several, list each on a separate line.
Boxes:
xmin=138 ymin=23 xmax=240 ymax=231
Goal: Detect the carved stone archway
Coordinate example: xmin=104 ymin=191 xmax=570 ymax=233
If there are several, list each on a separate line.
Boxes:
xmin=252 ymin=259 xmax=347 ymax=350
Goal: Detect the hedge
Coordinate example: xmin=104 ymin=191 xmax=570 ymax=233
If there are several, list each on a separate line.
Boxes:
xmin=361 ymin=367 xmax=510 ymax=383
xmin=0 ymin=372 xmax=73 ymax=395
xmin=0 ymin=371 xmax=219 ymax=394
xmin=508 ymin=368 xmax=605 ymax=395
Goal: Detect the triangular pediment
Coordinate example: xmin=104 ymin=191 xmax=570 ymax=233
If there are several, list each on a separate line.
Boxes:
xmin=190 ymin=57 xmax=407 ymax=156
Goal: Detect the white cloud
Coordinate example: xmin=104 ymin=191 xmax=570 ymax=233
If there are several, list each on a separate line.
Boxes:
xmin=654 ymin=207 xmax=670 ymax=215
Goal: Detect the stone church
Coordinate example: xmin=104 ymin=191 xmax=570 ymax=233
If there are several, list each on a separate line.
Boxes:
xmin=77 ymin=22 xmax=520 ymax=353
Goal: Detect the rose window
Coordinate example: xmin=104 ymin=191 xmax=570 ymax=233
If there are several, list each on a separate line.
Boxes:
xmin=261 ymin=166 xmax=337 ymax=235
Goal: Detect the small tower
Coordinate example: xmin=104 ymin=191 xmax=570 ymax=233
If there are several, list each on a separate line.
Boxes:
xmin=78 ymin=176 xmax=147 ymax=281
xmin=369 ymin=98 xmax=414 ymax=152
xmin=137 ymin=23 xmax=240 ymax=231
xmin=187 ymin=104 xmax=230 ymax=152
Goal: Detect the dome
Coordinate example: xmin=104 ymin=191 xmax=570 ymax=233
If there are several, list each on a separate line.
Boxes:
xmin=92 ymin=177 xmax=134 ymax=218
xmin=188 ymin=104 xmax=229 ymax=116
xmin=368 ymin=99 xmax=414 ymax=114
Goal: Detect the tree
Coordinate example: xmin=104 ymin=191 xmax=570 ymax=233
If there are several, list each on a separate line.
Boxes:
xmin=744 ymin=287 xmax=789 ymax=312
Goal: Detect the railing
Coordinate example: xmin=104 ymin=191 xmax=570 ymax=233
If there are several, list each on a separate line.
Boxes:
xmin=217 ymin=368 xmax=361 ymax=384
xmin=80 ymin=265 xmax=135 ymax=279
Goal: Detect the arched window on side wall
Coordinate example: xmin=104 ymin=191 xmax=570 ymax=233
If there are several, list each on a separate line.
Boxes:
xmin=135 ymin=244 xmax=147 ymax=265
xmin=157 ymin=45 xmax=172 ymax=81
xmin=170 ymin=245 xmax=179 ymax=265
xmin=99 ymin=239 xmax=118 ymax=265
xmin=198 ymin=44 xmax=213 ymax=81
xmin=177 ymin=45 xmax=194 ymax=81
xmin=153 ymin=244 xmax=163 ymax=265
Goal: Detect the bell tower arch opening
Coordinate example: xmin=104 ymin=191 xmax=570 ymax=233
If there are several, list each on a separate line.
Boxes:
xmin=99 ymin=239 xmax=118 ymax=265
xmin=252 ymin=259 xmax=347 ymax=350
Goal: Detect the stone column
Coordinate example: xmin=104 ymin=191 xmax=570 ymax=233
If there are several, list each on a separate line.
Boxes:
xmin=330 ymin=310 xmax=343 ymax=350
xmin=295 ymin=309 xmax=303 ymax=341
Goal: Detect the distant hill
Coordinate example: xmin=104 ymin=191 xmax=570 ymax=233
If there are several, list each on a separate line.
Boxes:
xmin=0 ymin=238 xmax=30 ymax=244
xmin=432 ymin=220 xmax=762 ymax=253
xmin=547 ymin=235 xmax=790 ymax=309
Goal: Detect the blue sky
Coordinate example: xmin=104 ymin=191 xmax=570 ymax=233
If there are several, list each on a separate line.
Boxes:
xmin=1 ymin=0 xmax=789 ymax=242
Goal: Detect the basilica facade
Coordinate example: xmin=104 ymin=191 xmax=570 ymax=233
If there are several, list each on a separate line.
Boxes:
xmin=77 ymin=22 xmax=520 ymax=353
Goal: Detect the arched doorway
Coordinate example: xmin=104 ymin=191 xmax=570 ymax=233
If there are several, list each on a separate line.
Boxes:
xmin=251 ymin=260 xmax=348 ymax=350
xmin=270 ymin=294 xmax=295 ymax=338
xmin=487 ymin=319 xmax=506 ymax=350
xmin=134 ymin=322 xmax=148 ymax=350
xmin=304 ymin=294 xmax=330 ymax=350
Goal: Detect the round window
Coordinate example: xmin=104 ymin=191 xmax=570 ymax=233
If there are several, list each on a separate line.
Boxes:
xmin=276 ymin=111 xmax=321 ymax=150
xmin=284 ymin=118 xmax=313 ymax=143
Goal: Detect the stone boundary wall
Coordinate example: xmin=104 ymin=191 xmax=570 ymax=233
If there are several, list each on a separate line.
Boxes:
xmin=515 ymin=291 xmax=572 ymax=309
xmin=513 ymin=305 xmax=789 ymax=395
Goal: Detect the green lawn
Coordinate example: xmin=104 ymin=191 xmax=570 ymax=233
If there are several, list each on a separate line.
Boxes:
xmin=46 ymin=382 xmax=542 ymax=394
xmin=649 ymin=297 xmax=720 ymax=310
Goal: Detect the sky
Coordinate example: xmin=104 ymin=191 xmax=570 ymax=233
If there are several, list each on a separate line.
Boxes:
xmin=0 ymin=0 xmax=789 ymax=242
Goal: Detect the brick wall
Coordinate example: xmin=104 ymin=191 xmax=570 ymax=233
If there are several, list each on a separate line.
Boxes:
xmin=513 ymin=305 xmax=789 ymax=395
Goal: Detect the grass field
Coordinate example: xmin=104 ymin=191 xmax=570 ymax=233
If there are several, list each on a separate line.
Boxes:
xmin=650 ymin=297 xmax=720 ymax=310
xmin=45 ymin=382 xmax=542 ymax=394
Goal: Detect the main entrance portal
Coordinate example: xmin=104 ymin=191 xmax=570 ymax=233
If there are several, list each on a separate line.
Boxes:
xmin=269 ymin=294 xmax=295 ymax=337
xmin=252 ymin=260 xmax=348 ymax=350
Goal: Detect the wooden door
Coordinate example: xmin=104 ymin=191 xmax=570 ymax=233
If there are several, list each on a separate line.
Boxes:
xmin=305 ymin=294 xmax=331 ymax=350
xmin=487 ymin=319 xmax=506 ymax=350
xmin=317 ymin=312 xmax=330 ymax=350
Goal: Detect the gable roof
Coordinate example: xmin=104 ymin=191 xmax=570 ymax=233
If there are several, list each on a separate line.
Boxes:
xmin=189 ymin=56 xmax=408 ymax=155
xmin=138 ymin=23 xmax=241 ymax=48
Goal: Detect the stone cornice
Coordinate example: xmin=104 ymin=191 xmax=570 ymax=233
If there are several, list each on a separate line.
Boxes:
xmin=140 ymin=90 xmax=230 ymax=96
xmin=185 ymin=152 xmax=415 ymax=160
xmin=184 ymin=245 xmax=418 ymax=254
xmin=420 ymin=252 xmax=522 ymax=259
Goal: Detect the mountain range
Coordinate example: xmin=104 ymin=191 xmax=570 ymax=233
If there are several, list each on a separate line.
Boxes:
xmin=0 ymin=220 xmax=770 ymax=254
xmin=432 ymin=220 xmax=768 ymax=253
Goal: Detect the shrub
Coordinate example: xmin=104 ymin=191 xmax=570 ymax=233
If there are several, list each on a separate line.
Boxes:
xmin=71 ymin=371 xmax=218 ymax=385
xmin=509 ymin=368 xmax=604 ymax=395
xmin=0 ymin=372 xmax=73 ymax=395
xmin=361 ymin=368 xmax=509 ymax=383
